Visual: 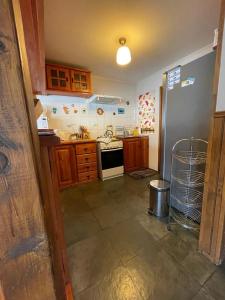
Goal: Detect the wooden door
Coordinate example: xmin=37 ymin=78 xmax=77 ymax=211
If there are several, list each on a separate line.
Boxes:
xmin=140 ymin=137 xmax=149 ymax=169
xmin=70 ymin=69 xmax=91 ymax=93
xmin=123 ymin=139 xmax=141 ymax=172
xmin=46 ymin=64 xmax=71 ymax=91
xmin=55 ymin=145 xmax=77 ymax=188
xmin=0 ymin=0 xmax=56 ymax=299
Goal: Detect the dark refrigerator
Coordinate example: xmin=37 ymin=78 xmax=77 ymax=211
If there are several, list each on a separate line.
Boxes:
xmin=160 ymin=52 xmax=216 ymax=181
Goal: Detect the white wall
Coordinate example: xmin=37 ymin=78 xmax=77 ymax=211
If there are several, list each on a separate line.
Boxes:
xmin=37 ymin=75 xmax=137 ymax=138
xmin=216 ymin=20 xmax=225 ymax=111
xmin=92 ymin=75 xmax=136 ymax=101
xmin=137 ymin=44 xmax=213 ymax=171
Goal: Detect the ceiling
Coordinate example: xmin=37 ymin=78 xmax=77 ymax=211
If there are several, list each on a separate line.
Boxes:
xmin=44 ymin=0 xmax=220 ymax=83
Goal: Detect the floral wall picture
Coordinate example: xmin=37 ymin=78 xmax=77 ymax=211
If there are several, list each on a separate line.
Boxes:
xmin=138 ymin=91 xmax=156 ymax=132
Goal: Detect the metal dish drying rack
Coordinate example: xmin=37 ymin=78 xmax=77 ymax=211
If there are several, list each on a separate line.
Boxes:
xmin=167 ymin=138 xmax=208 ymax=231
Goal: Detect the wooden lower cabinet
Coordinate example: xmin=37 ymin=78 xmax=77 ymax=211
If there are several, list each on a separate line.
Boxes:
xmin=140 ymin=137 xmax=149 ymax=168
xmin=123 ymin=137 xmax=149 ymax=173
xmin=78 ymin=171 xmax=97 ymax=183
xmin=55 ymin=142 xmax=97 ymax=189
xmin=55 ymin=145 xmax=77 ymax=189
xmin=77 ymin=162 xmax=97 ymax=173
xmin=76 ymin=143 xmax=97 ymax=183
xmin=76 ymin=153 xmax=97 ymax=165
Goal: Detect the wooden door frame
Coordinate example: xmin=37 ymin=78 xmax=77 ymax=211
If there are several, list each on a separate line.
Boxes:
xmin=0 ymin=0 xmax=57 ymax=299
xmin=12 ymin=0 xmax=74 ymax=299
xmin=0 ymin=1 xmax=74 ymax=299
xmin=158 ymin=86 xmax=163 ymax=172
xmin=199 ymin=0 xmax=225 ymax=264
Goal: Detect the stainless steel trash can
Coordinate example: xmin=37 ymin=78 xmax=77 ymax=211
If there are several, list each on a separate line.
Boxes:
xmin=148 ymin=180 xmax=170 ymax=217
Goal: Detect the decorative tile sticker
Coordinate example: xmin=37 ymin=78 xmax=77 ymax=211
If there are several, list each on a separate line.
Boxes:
xmin=97 ymin=107 xmax=104 ymax=115
xmin=70 ymin=104 xmax=78 ymax=114
xmin=63 ymin=105 xmax=69 ymax=114
xmin=167 ymin=66 xmax=181 ymax=90
xmin=52 ymin=107 xmax=57 ymax=114
xmin=138 ymin=91 xmax=156 ymax=132
xmin=181 ymin=76 xmax=195 ymax=87
xmin=118 ymin=107 xmax=125 ymax=114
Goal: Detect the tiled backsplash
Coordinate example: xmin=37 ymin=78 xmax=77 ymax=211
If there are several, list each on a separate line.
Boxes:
xmin=37 ymin=95 xmax=137 ymax=138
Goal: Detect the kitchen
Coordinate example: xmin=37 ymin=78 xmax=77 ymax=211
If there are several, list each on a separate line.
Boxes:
xmin=35 ymin=0 xmax=223 ymax=299
xmin=37 ymin=75 xmax=151 ymax=186
xmin=33 ymin=0 xmax=223 ymax=296
xmin=2 ymin=1 xmax=225 ymax=300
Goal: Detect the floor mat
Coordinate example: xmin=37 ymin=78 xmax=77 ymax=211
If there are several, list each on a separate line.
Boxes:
xmin=128 ymin=168 xmax=158 ymax=179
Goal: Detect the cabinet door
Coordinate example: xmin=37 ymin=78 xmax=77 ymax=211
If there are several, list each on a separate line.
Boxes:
xmin=70 ymin=70 xmax=91 ymax=92
xmin=46 ymin=65 xmax=71 ymax=91
xmin=55 ymin=146 xmax=77 ymax=188
xmin=123 ymin=139 xmax=141 ymax=172
xmin=140 ymin=137 xmax=149 ymax=169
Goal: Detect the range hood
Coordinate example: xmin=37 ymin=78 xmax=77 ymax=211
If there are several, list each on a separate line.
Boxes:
xmin=89 ymin=94 xmax=125 ymax=105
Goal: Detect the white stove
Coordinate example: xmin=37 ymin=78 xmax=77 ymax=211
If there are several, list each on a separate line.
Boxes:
xmin=98 ymin=138 xmax=123 ymax=150
xmin=97 ymin=137 xmax=124 ymax=180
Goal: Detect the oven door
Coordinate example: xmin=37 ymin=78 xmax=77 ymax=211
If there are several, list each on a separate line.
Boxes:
xmin=101 ymin=148 xmax=123 ymax=170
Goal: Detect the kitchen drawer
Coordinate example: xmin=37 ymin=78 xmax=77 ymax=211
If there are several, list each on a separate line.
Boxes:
xmin=77 ymin=162 xmax=97 ymax=173
xmin=78 ymin=171 xmax=97 ymax=183
xmin=76 ymin=143 xmax=96 ymax=155
xmin=76 ymin=153 xmax=97 ymax=165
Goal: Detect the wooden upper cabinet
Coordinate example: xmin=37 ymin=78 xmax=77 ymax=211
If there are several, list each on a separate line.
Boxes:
xmin=46 ymin=65 xmax=71 ymax=91
xmin=46 ymin=63 xmax=92 ymax=98
xmin=19 ymin=0 xmax=45 ymax=94
xmin=70 ymin=70 xmax=91 ymax=93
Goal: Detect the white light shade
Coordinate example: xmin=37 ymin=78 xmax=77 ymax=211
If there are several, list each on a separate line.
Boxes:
xmin=116 ymin=45 xmax=131 ymax=65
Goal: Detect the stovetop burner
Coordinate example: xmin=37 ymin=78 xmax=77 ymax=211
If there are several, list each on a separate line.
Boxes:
xmin=97 ymin=137 xmax=123 ymax=150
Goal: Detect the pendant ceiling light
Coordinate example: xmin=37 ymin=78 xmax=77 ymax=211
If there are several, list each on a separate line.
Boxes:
xmin=116 ymin=37 xmax=131 ymax=66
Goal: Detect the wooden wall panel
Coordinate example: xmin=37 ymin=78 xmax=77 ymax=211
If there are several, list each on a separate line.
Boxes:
xmin=213 ymin=0 xmax=225 ymax=97
xmin=199 ymin=0 xmax=225 ymax=264
xmin=18 ymin=0 xmax=45 ymax=94
xmin=0 ymin=1 xmax=56 ymax=299
xmin=199 ymin=116 xmax=224 ymax=253
xmin=199 ymin=114 xmax=225 ymax=264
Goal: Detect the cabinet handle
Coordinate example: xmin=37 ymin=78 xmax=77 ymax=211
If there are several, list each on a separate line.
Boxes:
xmin=84 ymin=148 xmax=88 ymax=151
xmin=66 ymin=77 xmax=69 ymax=82
xmin=71 ymin=78 xmax=74 ymax=83
xmin=85 ymin=157 xmax=88 ymax=161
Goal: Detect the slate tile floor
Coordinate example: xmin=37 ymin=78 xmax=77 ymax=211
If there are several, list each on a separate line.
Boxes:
xmin=61 ymin=175 xmax=225 ymax=300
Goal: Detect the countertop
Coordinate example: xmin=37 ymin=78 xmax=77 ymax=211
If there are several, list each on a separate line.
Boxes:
xmin=59 ymin=139 xmax=96 ymax=145
xmin=116 ymin=135 xmax=149 ymax=140
xmin=39 ymin=134 xmax=61 ymax=147
xmin=57 ymin=136 xmax=148 ymax=145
